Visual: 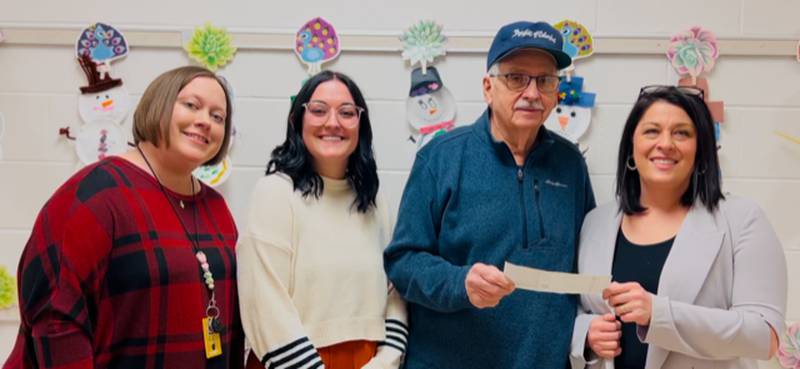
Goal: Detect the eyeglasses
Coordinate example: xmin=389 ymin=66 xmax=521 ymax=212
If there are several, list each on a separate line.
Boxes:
xmin=489 ymin=73 xmax=560 ymax=93
xmin=302 ymin=101 xmax=364 ymax=128
xmin=639 ymin=85 xmax=705 ymax=100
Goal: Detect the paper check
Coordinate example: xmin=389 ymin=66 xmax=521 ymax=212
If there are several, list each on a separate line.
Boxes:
xmin=503 ymin=262 xmax=610 ymax=295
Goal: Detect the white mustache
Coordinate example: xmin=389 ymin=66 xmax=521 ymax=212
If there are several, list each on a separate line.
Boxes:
xmin=514 ymin=101 xmax=545 ymax=110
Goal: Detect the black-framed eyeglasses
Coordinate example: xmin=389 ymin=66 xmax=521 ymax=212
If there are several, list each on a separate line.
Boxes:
xmin=302 ymin=101 xmax=365 ymax=128
xmin=489 ymin=73 xmax=560 ymax=93
xmin=639 ymin=85 xmax=705 ymax=100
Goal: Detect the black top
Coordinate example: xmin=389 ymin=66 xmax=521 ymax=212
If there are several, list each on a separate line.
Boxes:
xmin=611 ymin=230 xmax=674 ymax=369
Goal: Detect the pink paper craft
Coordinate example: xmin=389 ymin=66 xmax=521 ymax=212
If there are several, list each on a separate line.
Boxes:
xmin=679 ymin=77 xmax=724 ymax=123
xmin=779 ymin=322 xmax=800 ymax=369
xmin=667 ymin=27 xmax=719 ymax=80
xmin=295 ymin=17 xmax=340 ymax=75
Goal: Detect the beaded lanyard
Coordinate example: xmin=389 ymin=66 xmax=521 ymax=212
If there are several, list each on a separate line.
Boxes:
xmin=137 ymin=146 xmax=223 ymax=358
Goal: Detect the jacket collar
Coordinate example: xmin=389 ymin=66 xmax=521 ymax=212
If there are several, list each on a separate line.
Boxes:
xmin=474 ymin=108 xmax=555 ymax=167
xmin=590 ymin=202 xmax=724 ymax=304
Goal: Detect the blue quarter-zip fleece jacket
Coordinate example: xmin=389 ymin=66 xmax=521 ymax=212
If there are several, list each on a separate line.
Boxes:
xmin=384 ymin=110 xmax=596 ymax=369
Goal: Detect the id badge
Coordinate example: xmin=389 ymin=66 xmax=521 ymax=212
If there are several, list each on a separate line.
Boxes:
xmin=202 ymin=317 xmax=223 ymax=358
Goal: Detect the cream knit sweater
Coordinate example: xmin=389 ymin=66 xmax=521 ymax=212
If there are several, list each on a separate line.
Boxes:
xmin=238 ymin=173 xmax=407 ymax=369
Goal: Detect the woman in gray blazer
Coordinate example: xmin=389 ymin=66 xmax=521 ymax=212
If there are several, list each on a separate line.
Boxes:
xmin=570 ymin=85 xmax=787 ymax=369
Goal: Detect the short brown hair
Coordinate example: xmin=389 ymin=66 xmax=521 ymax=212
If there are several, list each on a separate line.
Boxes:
xmin=133 ymin=66 xmax=233 ymax=166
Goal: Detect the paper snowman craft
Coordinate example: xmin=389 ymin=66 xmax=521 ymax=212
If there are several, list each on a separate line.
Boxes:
xmin=73 ymin=54 xmax=131 ymax=164
xmin=544 ymin=76 xmax=596 ymax=145
xmin=406 ymin=67 xmax=456 ymax=148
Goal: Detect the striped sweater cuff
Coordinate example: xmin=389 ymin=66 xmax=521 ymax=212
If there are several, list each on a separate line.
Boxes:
xmin=261 ymin=337 xmax=324 ymax=369
xmin=378 ymin=319 xmax=408 ymax=354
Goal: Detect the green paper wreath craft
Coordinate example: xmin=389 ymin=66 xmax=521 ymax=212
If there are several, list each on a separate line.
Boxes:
xmin=185 ymin=23 xmax=237 ymax=71
xmin=0 ymin=266 xmax=16 ymax=309
xmin=401 ymin=20 xmax=447 ymax=73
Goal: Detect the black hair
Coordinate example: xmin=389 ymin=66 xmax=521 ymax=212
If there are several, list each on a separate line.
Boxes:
xmin=616 ymin=86 xmax=724 ymax=214
xmin=266 ymin=70 xmax=378 ymax=213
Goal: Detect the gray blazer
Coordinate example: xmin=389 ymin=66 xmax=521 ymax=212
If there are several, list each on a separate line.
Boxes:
xmin=570 ymin=197 xmax=787 ymax=369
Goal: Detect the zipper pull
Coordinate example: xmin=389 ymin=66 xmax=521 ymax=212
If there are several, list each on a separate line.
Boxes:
xmin=517 ymin=167 xmax=524 ymax=182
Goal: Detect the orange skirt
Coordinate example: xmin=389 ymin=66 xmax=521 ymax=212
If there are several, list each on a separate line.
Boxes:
xmin=246 ymin=340 xmax=377 ymax=369
xmin=318 ymin=340 xmax=377 ymax=369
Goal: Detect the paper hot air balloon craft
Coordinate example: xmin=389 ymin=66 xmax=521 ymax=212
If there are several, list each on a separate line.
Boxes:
xmin=406 ymin=67 xmax=456 ymax=148
xmin=553 ymin=20 xmax=593 ymax=75
xmin=669 ymin=27 xmax=724 ymax=149
xmin=184 ymin=22 xmax=237 ymax=72
xmin=294 ymin=17 xmax=340 ymax=75
xmin=544 ymin=76 xmax=596 ymax=150
xmin=76 ymin=22 xmax=129 ymax=80
xmin=61 ymin=54 xmax=131 ymax=165
xmin=400 ymin=20 xmax=447 ymax=74
xmin=667 ymin=26 xmax=719 ymax=85
xmin=778 ymin=322 xmax=800 ymax=369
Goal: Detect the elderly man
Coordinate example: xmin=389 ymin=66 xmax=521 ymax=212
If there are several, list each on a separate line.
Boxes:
xmin=384 ymin=21 xmax=596 ymax=369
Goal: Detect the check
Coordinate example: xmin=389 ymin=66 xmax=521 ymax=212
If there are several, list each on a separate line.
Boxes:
xmin=503 ymin=262 xmax=610 ymax=295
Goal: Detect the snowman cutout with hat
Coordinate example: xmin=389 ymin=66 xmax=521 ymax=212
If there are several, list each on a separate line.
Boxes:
xmin=400 ymin=20 xmax=456 ymax=149
xmin=406 ymin=67 xmax=456 ymax=148
xmin=61 ymin=54 xmax=131 ymax=164
xmin=62 ymin=23 xmax=131 ymax=165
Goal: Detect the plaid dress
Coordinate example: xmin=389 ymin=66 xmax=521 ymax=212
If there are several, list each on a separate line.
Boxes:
xmin=3 ymin=157 xmax=244 ymax=369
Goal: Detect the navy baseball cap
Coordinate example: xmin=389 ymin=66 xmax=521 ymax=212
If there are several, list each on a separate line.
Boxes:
xmin=486 ymin=21 xmax=572 ymax=70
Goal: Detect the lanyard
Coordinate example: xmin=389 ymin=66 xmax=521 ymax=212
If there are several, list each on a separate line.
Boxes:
xmin=136 ymin=146 xmax=224 ymax=358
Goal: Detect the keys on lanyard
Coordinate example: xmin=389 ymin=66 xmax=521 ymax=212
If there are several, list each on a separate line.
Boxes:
xmin=202 ymin=294 xmax=224 ymax=358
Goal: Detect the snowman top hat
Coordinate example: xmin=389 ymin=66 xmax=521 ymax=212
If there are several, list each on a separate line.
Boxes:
xmin=78 ymin=54 xmax=122 ymax=94
xmin=409 ymin=66 xmax=444 ymax=97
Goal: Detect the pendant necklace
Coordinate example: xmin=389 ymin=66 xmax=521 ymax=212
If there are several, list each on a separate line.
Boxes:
xmin=137 ymin=146 xmax=224 ymax=358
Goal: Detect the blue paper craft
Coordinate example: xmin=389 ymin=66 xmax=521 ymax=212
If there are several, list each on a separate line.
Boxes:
xmin=76 ymin=22 xmax=129 ymax=64
xmin=544 ymin=76 xmax=596 ymax=144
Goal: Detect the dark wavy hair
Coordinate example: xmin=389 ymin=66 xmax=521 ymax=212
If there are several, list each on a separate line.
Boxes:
xmin=266 ymin=71 xmax=378 ymax=213
xmin=616 ymin=86 xmax=724 ymax=214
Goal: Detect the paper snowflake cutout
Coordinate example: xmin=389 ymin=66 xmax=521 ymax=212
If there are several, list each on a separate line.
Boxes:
xmin=666 ymin=26 xmax=719 ymax=78
xmin=0 ymin=266 xmax=15 ymax=309
xmin=184 ymin=23 xmax=237 ymax=71
xmin=401 ymin=20 xmax=447 ymax=73
xmin=779 ymin=322 xmax=800 ymax=369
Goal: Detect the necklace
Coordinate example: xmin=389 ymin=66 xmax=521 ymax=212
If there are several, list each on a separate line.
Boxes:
xmin=136 ymin=146 xmax=224 ymax=358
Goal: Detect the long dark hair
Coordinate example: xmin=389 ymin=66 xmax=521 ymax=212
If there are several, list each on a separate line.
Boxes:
xmin=266 ymin=71 xmax=378 ymax=213
xmin=616 ymin=86 xmax=724 ymax=214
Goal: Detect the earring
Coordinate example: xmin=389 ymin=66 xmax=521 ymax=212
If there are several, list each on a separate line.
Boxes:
xmin=626 ymin=156 xmax=637 ymax=171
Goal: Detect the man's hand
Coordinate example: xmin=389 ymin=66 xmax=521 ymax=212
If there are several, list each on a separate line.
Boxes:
xmin=465 ymin=263 xmax=515 ymax=308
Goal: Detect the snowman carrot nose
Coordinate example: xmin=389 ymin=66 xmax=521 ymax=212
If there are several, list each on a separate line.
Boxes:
xmin=101 ymin=99 xmax=114 ymax=108
xmin=429 ymin=108 xmax=438 ymax=115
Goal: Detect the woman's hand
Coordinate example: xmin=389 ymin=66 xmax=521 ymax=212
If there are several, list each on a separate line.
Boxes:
xmin=587 ymin=313 xmax=621 ymax=359
xmin=604 ymin=281 xmax=652 ymax=326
